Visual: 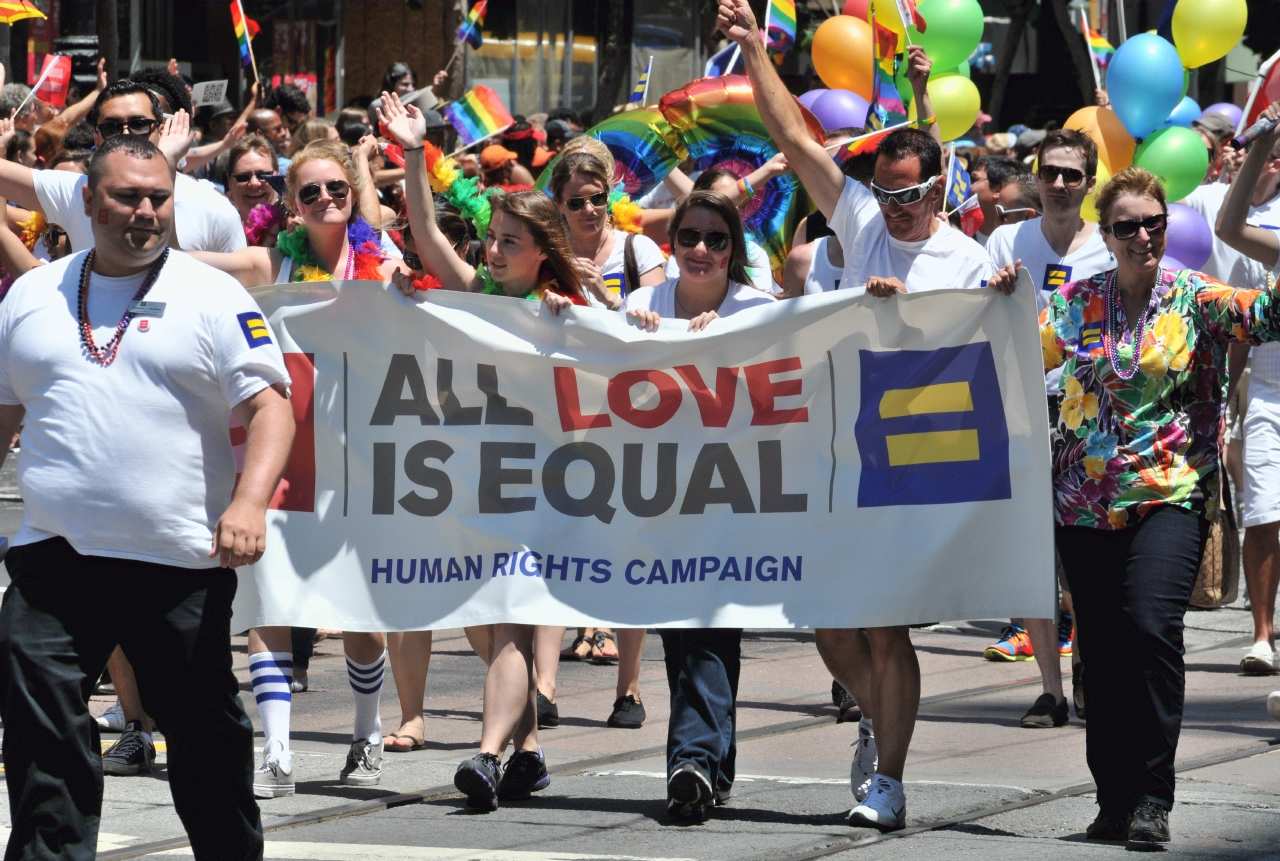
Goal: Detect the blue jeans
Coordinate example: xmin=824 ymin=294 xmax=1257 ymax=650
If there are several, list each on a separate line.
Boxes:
xmin=659 ymin=629 xmax=742 ymax=793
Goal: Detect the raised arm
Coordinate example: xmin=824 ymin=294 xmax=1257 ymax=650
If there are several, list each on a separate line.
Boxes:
xmin=0 ymin=197 xmax=42 ymax=279
xmin=377 ymin=91 xmax=476 ymax=292
xmin=1216 ymin=101 xmax=1280 ymax=269
xmin=351 ymin=135 xmax=387 ymax=229
xmin=0 ymin=119 xmax=41 ymax=212
xmin=51 ymin=58 xmax=108 ymax=130
xmin=187 ymin=247 xmax=276 ymax=289
xmin=717 ymin=0 xmax=845 ymax=217
xmin=181 ymin=121 xmax=247 ymax=173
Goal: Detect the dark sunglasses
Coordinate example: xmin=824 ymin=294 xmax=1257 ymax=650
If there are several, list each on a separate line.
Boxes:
xmin=869 ymin=175 xmax=939 ymax=206
xmin=676 ymin=228 xmax=730 ymax=252
xmin=231 ymin=170 xmax=277 ymax=184
xmin=1037 ymin=164 xmax=1087 ymax=188
xmin=297 ymin=180 xmax=350 ymax=207
xmin=403 ymin=251 xmax=423 ymax=271
xmin=96 ymin=117 xmax=158 ymax=139
xmin=42 ymin=226 xmax=66 ymax=251
xmin=565 ymin=191 xmax=608 ymax=212
xmin=1101 ymin=214 xmax=1167 ymax=240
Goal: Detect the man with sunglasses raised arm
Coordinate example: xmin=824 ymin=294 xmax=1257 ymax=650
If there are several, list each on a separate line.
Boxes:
xmin=985 ymin=129 xmax=1114 ymax=727
xmin=717 ymin=0 xmax=994 ymax=834
xmin=0 ymin=80 xmax=245 ymax=257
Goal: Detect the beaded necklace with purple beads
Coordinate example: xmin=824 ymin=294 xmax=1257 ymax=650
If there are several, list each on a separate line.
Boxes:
xmin=78 ymin=248 xmax=169 ymax=367
xmin=1102 ymin=268 xmax=1159 ymax=381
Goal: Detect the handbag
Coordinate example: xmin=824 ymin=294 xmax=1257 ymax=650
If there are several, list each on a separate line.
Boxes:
xmin=1190 ymin=471 xmax=1240 ymax=609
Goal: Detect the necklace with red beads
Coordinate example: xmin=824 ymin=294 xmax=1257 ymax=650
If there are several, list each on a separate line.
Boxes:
xmin=78 ymin=247 xmax=169 ymax=367
xmin=1103 ymin=268 xmax=1159 ymax=382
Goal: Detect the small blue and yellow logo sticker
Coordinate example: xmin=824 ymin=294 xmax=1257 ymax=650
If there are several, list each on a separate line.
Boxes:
xmin=237 ymin=312 xmax=273 ymax=348
xmin=602 ymin=273 xmax=624 ymax=296
xmin=1043 ymin=264 xmax=1072 ymax=292
xmin=855 ymin=343 xmax=1011 ymax=507
xmin=1080 ymin=323 xmax=1102 ymax=352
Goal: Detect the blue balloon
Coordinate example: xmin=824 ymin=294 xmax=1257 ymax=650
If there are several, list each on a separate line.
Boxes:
xmin=1163 ymin=95 xmax=1201 ymax=128
xmin=1108 ymin=34 xmax=1185 ymax=139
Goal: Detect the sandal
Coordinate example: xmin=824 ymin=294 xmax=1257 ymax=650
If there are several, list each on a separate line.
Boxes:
xmin=560 ymin=634 xmax=592 ymax=661
xmin=384 ymin=730 xmax=426 ymax=752
xmin=590 ymin=630 xmax=619 ymax=664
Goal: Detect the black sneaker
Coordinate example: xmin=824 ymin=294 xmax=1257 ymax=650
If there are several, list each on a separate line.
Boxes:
xmin=1086 ymin=807 xmax=1131 ymax=841
xmin=1072 ymin=663 xmax=1086 ymax=721
xmin=455 ymin=753 xmax=502 ymax=811
xmin=498 ymin=747 xmax=550 ymax=801
xmin=1020 ymin=693 xmax=1069 ymax=728
xmin=536 ymin=691 xmax=559 ymax=729
xmin=101 ymin=720 xmax=155 ymax=776
xmin=607 ymin=695 xmax=646 ymax=728
xmin=1127 ymin=801 xmax=1171 ymax=845
xmin=667 ymin=761 xmax=712 ymax=822
xmin=833 ymin=683 xmax=862 ymax=724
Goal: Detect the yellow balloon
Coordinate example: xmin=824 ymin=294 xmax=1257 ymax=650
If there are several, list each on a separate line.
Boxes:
xmin=812 ymin=16 xmax=875 ymax=101
xmin=1080 ymin=160 xmax=1112 ymax=223
xmin=909 ymin=74 xmax=980 ymax=141
xmin=1172 ymin=0 xmax=1247 ymax=69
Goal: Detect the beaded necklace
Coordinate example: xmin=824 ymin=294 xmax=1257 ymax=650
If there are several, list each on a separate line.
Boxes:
xmin=1103 ymin=268 xmax=1159 ymax=381
xmin=78 ymin=248 xmax=169 ymax=367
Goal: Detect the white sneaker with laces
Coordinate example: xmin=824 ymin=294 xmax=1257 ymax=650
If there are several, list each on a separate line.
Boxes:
xmin=95 ymin=701 xmax=125 ymax=732
xmin=1268 ymin=691 xmax=1280 ymax=721
xmin=848 ymin=774 xmax=906 ymax=832
xmin=1241 ymin=641 xmax=1277 ymax=676
xmin=850 ymin=717 xmax=878 ymax=802
xmin=340 ymin=737 xmax=383 ymax=786
xmin=253 ymin=752 xmax=295 ymax=798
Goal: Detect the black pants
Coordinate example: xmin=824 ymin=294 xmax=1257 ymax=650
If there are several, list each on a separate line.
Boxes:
xmin=291 ymin=627 xmax=316 ymax=671
xmin=1056 ymin=505 xmax=1210 ymax=813
xmin=0 ymin=538 xmax=263 ymax=861
xmin=659 ymin=629 xmax=741 ymax=794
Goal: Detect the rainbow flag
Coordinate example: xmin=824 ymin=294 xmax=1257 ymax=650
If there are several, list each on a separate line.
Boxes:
xmin=457 ymin=0 xmax=487 ymax=50
xmin=1086 ymin=27 xmax=1114 ymax=67
xmin=630 ymin=56 xmax=652 ymax=104
xmin=444 ymin=85 xmax=514 ymax=147
xmin=765 ymin=0 xmax=797 ymax=52
xmin=229 ymin=1 xmax=259 ymax=68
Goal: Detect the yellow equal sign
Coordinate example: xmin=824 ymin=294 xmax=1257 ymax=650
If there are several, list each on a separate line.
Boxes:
xmin=878 ymin=381 xmax=979 ymax=466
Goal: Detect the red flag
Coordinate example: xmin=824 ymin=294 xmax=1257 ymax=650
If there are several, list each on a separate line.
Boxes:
xmin=33 ymin=54 xmax=71 ymax=108
xmin=874 ymin=21 xmax=898 ymax=60
xmin=956 ymin=194 xmax=983 ymax=237
xmin=897 ymin=0 xmax=927 ymax=32
xmin=1246 ymin=63 xmax=1280 ymax=130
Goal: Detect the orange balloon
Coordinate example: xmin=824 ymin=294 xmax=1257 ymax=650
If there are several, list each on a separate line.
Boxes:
xmin=1064 ymin=106 xmax=1136 ymax=173
xmin=812 ymin=16 xmax=875 ymax=101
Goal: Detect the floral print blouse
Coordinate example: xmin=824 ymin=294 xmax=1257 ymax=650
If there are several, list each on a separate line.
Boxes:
xmin=1041 ymin=268 xmax=1280 ymax=530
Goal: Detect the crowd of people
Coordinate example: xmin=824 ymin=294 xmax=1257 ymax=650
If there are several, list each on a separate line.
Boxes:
xmin=0 ymin=0 xmax=1277 ymax=857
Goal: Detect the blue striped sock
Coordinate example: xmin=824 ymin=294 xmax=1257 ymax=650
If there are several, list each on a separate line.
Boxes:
xmin=249 ymin=651 xmax=292 ymax=765
xmin=347 ymin=651 xmax=385 ymax=743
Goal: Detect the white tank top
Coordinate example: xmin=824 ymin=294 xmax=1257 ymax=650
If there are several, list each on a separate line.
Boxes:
xmin=803 ymin=236 xmax=842 ymax=295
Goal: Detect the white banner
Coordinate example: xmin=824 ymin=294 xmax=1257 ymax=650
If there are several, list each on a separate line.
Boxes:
xmin=232 ymin=273 xmax=1054 ymax=631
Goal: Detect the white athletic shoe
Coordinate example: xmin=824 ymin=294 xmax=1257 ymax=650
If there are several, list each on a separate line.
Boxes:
xmin=1241 ymin=641 xmax=1278 ymax=675
xmin=850 ymin=718 xmax=878 ymax=802
xmin=848 ymin=774 xmax=906 ymax=832
xmin=1268 ymin=691 xmax=1280 ymax=722
xmin=95 ymin=701 xmax=126 ymax=733
xmin=253 ymin=752 xmax=295 ymax=798
xmin=340 ymin=737 xmax=383 ymax=786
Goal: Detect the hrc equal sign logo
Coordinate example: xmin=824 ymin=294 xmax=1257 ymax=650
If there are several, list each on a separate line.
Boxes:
xmin=1080 ymin=323 xmax=1102 ymax=352
xmin=1043 ymin=264 xmax=1072 ymax=292
xmin=603 ymin=273 xmax=624 ymax=296
xmin=854 ymin=343 xmax=1011 ymax=507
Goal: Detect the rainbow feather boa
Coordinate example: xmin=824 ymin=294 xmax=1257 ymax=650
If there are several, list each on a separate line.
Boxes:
xmin=608 ymin=188 xmax=642 ymax=234
xmin=16 ymin=211 xmax=46 ymax=251
xmin=276 ymin=217 xmax=386 ymax=282
xmin=424 ymin=142 xmax=494 ymax=238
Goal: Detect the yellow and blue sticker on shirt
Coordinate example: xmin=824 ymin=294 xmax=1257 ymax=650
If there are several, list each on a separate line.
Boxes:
xmin=237 ymin=312 xmax=273 ymax=348
xmin=855 ymin=343 xmax=1010 ymax=507
xmin=1044 ymin=264 xmax=1071 ymax=292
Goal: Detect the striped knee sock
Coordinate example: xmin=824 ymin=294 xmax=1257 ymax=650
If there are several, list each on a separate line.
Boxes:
xmin=347 ymin=651 xmax=385 ymax=744
xmin=249 ymin=651 xmax=292 ymax=766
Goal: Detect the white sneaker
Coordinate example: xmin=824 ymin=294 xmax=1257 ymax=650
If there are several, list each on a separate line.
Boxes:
xmin=340 ymin=737 xmax=383 ymax=786
xmin=253 ymin=753 xmax=295 ymax=798
xmin=848 ymin=774 xmax=906 ymax=832
xmin=1268 ymin=691 xmax=1280 ymax=721
xmin=95 ymin=701 xmax=126 ymax=732
xmin=850 ymin=718 xmax=878 ymax=802
xmin=1241 ymin=641 xmax=1277 ymax=676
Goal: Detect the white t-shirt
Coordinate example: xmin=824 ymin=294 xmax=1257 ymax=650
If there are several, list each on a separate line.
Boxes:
xmin=33 ymin=170 xmax=247 ymax=255
xmin=624 ymin=277 xmax=775 ymax=319
xmin=802 ymin=236 xmax=843 ymax=294
xmin=1229 ymin=234 xmax=1280 ymax=389
xmin=973 ymin=229 xmax=990 ymax=248
xmin=0 ymin=250 xmax=291 ymax=568
xmin=600 ymin=229 xmax=666 ymax=297
xmin=664 ymin=235 xmax=774 ymax=293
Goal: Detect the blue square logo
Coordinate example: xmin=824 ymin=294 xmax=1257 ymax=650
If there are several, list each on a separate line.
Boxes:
xmin=855 ymin=343 xmax=1011 ymax=507
xmin=237 ymin=311 xmax=273 ymax=348
xmin=1043 ymin=264 xmax=1072 ymax=291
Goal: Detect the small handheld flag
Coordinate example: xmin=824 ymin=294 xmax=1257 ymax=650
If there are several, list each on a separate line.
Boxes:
xmin=229 ymin=0 xmax=260 ymax=77
xmin=944 ymin=152 xmax=971 ymax=211
xmin=457 ymin=0 xmax=488 ymax=50
xmin=33 ymin=55 xmax=72 ymax=108
xmin=444 ymin=85 xmax=515 ymax=148
xmin=894 ymin=0 xmax=926 ymax=35
xmin=630 ymin=56 xmax=653 ymax=105
xmin=765 ymin=0 xmax=797 ymax=52
xmin=1085 ymin=27 xmax=1114 ymax=68
xmin=705 ymin=42 xmax=745 ymax=77
xmin=956 ymin=194 xmax=983 ymax=237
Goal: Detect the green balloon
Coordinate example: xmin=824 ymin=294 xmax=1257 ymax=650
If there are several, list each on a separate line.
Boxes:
xmin=909 ymin=0 xmax=984 ymax=73
xmin=930 ymin=61 xmax=971 ymax=79
xmin=894 ymin=62 xmax=914 ymax=110
xmin=1133 ymin=126 xmax=1209 ymax=203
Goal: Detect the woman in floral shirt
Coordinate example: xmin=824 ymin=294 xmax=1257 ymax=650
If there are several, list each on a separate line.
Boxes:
xmin=1036 ymin=166 xmax=1280 ymax=845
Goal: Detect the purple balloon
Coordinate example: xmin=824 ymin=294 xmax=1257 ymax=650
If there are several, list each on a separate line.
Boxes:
xmin=1165 ymin=203 xmax=1212 ymax=271
xmin=809 ymin=89 xmax=870 ymax=131
xmin=798 ymin=89 xmax=828 ymax=110
xmin=1201 ymin=102 xmax=1243 ymax=128
xmin=1160 ymin=254 xmax=1188 ymax=271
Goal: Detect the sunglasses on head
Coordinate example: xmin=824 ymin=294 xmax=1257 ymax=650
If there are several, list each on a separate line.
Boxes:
xmin=96 ymin=118 xmax=158 ymax=139
xmin=995 ymin=204 xmax=1040 ymax=222
xmin=1037 ymin=164 xmax=1087 ymax=188
xmin=869 ymin=175 xmax=939 ymax=206
xmin=1101 ymin=214 xmax=1167 ymax=240
xmin=402 ymin=251 xmax=423 ymax=271
xmin=297 ymin=180 xmax=350 ymax=207
xmin=675 ymin=228 xmax=730 ymax=252
xmin=231 ymin=170 xmax=277 ymax=184
xmin=565 ymin=191 xmax=608 ymax=212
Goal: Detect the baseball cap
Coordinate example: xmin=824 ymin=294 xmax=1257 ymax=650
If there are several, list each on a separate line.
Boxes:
xmin=1191 ymin=112 xmax=1235 ymax=145
xmin=480 ymin=144 xmax=519 ymax=171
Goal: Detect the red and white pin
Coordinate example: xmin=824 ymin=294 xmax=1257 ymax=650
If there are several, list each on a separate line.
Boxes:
xmin=138 ymin=319 xmax=150 ymax=332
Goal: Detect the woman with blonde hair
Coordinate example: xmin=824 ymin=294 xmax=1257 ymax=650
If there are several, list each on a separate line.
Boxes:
xmin=191 ymin=138 xmax=411 ymax=800
xmin=287 ymin=117 xmax=338 ymax=157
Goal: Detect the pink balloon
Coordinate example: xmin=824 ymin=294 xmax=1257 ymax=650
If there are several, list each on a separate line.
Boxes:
xmin=842 ymin=0 xmax=870 ymax=18
xmin=1165 ymin=203 xmax=1212 ymax=271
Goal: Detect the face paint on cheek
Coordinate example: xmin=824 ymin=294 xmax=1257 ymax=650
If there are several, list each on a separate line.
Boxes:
xmin=97 ymin=209 xmax=109 ymax=224
xmin=720 ymin=258 xmax=727 ymax=270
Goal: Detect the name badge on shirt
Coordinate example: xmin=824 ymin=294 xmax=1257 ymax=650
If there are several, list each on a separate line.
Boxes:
xmin=128 ymin=300 xmax=166 ymax=317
